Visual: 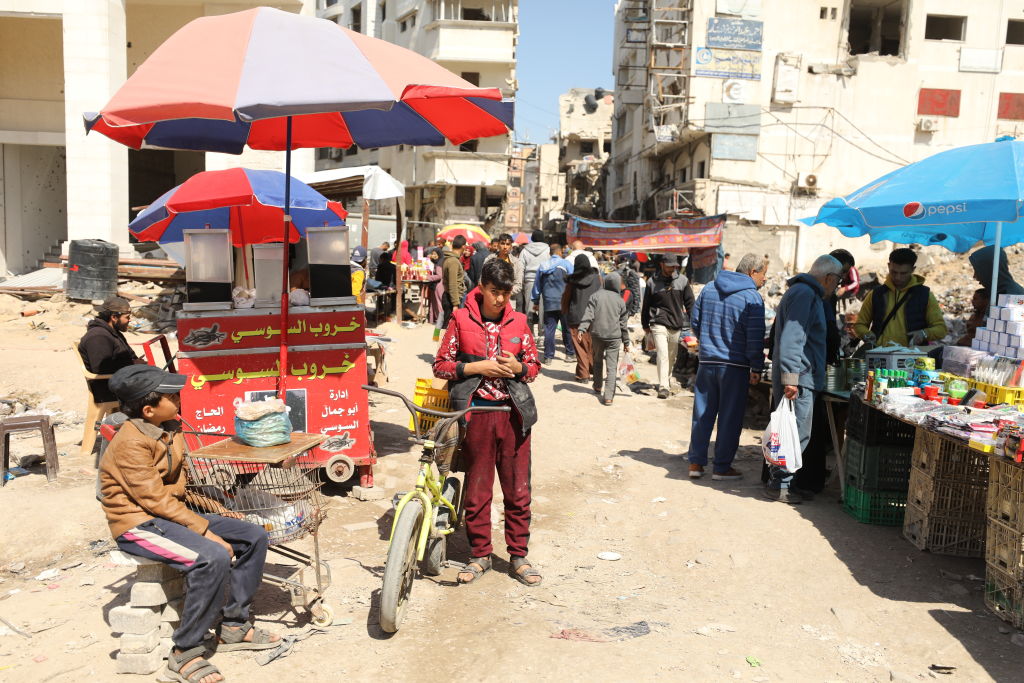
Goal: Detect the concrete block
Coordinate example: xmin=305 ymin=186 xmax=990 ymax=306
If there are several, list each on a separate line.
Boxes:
xmin=159 ymin=621 xmax=176 ymax=638
xmin=108 ymin=605 xmax=161 ymax=635
xmin=351 ymin=485 xmax=388 ymax=501
xmin=135 ymin=562 xmax=181 ymax=583
xmin=109 ymin=550 xmax=162 ymax=567
xmin=115 ymin=647 xmax=165 ymax=675
xmin=162 ymin=599 xmax=183 ymax=623
xmin=159 ymin=637 xmax=173 ymax=658
xmin=130 ymin=578 xmax=184 ymax=607
xmin=119 ymin=627 xmax=160 ymax=655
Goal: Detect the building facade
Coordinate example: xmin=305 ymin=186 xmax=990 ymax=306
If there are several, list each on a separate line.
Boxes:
xmin=315 ymin=0 xmax=518 ymax=242
xmin=609 ymin=0 xmax=1024 ymax=271
xmin=558 ymin=87 xmax=614 ymax=219
xmin=522 ymin=143 xmax=565 ymax=233
xmin=0 ymin=0 xmax=314 ymax=276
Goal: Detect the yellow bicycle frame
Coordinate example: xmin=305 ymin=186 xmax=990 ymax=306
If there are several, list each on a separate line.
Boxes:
xmin=390 ymin=444 xmax=459 ymax=562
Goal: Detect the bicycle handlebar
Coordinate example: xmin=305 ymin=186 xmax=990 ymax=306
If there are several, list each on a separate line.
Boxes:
xmin=362 ymin=384 xmax=510 ymax=442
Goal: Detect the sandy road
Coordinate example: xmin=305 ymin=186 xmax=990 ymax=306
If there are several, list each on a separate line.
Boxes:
xmin=0 ymin=320 xmax=1021 ymax=681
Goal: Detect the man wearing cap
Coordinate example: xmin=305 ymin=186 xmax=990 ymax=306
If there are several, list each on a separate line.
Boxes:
xmin=78 ymin=297 xmax=146 ymax=404
xmin=99 ymin=365 xmax=280 ymax=683
xmin=642 ymin=255 xmax=696 ymax=399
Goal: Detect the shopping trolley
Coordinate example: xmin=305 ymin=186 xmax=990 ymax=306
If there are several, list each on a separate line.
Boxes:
xmin=184 ymin=433 xmax=335 ymax=627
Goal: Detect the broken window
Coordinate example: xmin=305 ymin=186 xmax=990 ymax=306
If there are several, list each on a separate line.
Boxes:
xmin=925 ymin=15 xmax=966 ymax=41
xmin=847 ymin=0 xmax=905 ymax=57
xmin=580 ymin=140 xmax=595 ymax=155
xmin=459 ymin=139 xmax=479 ymax=152
xmin=603 ymin=140 xmax=612 ymax=154
xmin=462 ymin=8 xmax=490 ymax=21
xmin=454 ymin=186 xmax=476 ymax=207
xmin=1008 ymin=20 xmax=1024 ymax=45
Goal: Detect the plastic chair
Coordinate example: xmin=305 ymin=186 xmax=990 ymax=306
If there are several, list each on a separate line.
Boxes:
xmin=72 ymin=342 xmax=119 ymax=457
xmin=1 ymin=414 xmax=59 ymax=486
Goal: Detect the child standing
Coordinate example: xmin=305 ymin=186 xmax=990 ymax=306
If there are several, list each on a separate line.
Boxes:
xmin=99 ymin=365 xmax=279 ymax=683
xmin=578 ymin=272 xmax=630 ymax=405
xmin=433 ymin=259 xmax=542 ymax=587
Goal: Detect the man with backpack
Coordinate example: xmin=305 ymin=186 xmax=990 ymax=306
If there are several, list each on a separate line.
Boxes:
xmin=853 ymin=247 xmax=946 ymax=348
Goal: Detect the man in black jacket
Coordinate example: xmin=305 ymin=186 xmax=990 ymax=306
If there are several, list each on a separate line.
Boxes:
xmin=641 ymin=255 xmax=696 ymax=399
xmin=78 ymin=297 xmax=144 ymax=403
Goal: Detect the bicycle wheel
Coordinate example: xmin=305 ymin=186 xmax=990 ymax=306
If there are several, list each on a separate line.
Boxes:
xmin=379 ymin=499 xmax=423 ymax=633
xmin=423 ymin=477 xmax=461 ymax=576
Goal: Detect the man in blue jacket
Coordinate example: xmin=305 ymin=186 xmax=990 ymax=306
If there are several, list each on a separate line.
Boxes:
xmin=687 ymin=254 xmax=768 ymax=480
xmin=531 ymin=243 xmax=575 ymax=365
xmin=766 ymin=254 xmax=843 ymax=503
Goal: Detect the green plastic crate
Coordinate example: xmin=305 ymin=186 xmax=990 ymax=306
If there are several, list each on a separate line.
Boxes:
xmin=843 ymin=483 xmax=907 ymax=526
xmin=844 ymin=436 xmax=913 ymax=492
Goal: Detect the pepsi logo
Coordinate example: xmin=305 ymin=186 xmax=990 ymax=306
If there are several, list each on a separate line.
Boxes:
xmin=903 ymin=202 xmax=925 ymax=219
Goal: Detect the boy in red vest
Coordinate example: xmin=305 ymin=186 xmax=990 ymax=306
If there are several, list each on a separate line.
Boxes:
xmin=433 ymin=259 xmax=542 ymax=586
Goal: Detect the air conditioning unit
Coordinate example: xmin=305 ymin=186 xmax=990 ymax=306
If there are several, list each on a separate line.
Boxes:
xmin=797 ymin=172 xmax=818 ymax=190
xmin=917 ymin=117 xmax=940 ymax=132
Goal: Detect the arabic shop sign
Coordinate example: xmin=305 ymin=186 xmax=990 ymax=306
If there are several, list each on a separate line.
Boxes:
xmin=706 ymin=18 xmax=762 ymax=51
xmin=178 ymin=312 xmax=363 ymax=351
xmin=694 ymin=47 xmax=761 ymax=80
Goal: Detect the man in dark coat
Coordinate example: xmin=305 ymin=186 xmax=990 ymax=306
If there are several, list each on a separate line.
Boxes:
xmin=78 ymin=297 xmax=144 ymax=403
xmin=641 ymin=254 xmax=695 ymax=399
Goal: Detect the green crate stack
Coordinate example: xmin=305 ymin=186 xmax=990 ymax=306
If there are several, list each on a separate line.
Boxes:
xmin=843 ymin=483 xmax=907 ymax=526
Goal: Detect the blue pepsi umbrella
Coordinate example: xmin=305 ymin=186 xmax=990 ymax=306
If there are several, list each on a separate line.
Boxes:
xmin=802 ymin=136 xmax=1024 ymax=296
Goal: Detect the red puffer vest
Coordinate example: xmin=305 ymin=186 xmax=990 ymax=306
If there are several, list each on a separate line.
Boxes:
xmin=448 ymin=288 xmax=538 ymax=433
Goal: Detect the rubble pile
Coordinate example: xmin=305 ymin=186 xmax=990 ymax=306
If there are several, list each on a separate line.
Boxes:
xmin=0 ymin=393 xmax=81 ymax=428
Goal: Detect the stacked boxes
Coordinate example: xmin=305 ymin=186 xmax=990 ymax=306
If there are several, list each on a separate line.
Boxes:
xmin=107 ymin=550 xmax=183 ymax=675
xmin=971 ymin=294 xmax=1024 ymax=359
xmin=985 ymin=458 xmax=1024 ymax=628
xmin=903 ymin=428 xmax=989 ymax=557
xmin=842 ymin=397 xmax=915 ymax=525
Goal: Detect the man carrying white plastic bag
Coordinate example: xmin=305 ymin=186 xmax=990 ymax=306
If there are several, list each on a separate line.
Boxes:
xmin=765 ymin=255 xmax=843 ymax=504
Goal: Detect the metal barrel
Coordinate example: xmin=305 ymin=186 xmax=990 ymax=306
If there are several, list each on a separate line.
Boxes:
xmin=66 ymin=239 xmax=118 ymax=301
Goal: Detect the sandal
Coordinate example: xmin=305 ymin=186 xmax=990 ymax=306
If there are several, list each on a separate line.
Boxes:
xmin=457 ymin=555 xmax=492 ymax=584
xmin=165 ymin=646 xmax=222 ymax=683
xmin=216 ymin=621 xmax=280 ymax=651
xmin=510 ymin=556 xmax=543 ymax=587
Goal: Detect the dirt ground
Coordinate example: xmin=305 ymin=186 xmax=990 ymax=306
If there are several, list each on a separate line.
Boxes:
xmin=1 ymin=309 xmax=1023 ymax=682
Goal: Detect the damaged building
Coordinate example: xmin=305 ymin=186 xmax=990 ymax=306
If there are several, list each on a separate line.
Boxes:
xmin=608 ymin=0 xmax=1024 ymax=271
xmin=558 ymin=87 xmax=614 ymax=219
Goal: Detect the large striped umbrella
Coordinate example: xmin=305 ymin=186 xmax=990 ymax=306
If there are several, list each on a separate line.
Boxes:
xmin=83 ymin=7 xmax=514 ymax=396
xmin=83 ymin=7 xmax=513 ymax=153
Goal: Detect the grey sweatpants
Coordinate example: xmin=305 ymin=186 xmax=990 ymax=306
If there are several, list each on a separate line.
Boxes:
xmin=116 ymin=514 xmax=268 ymax=650
xmin=591 ymin=337 xmax=622 ymax=402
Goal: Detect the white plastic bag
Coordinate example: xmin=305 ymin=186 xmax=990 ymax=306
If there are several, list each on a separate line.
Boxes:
xmin=762 ymin=398 xmax=803 ymax=473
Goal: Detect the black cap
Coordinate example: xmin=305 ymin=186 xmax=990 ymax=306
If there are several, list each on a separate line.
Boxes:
xmin=661 ymin=254 xmax=680 ymax=267
xmin=99 ymin=296 xmax=132 ymax=313
xmin=109 ymin=365 xmax=187 ymax=402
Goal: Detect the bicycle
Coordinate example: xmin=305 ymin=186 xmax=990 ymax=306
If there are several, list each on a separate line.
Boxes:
xmin=362 ymin=385 xmax=510 ymax=633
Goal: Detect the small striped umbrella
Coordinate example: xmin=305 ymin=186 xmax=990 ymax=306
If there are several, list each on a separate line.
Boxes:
xmin=437 ymin=224 xmax=490 ymax=243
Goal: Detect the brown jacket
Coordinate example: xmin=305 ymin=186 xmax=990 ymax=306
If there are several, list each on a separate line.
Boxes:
xmin=99 ymin=419 xmax=227 ymax=539
xmin=441 ymin=248 xmax=466 ymax=307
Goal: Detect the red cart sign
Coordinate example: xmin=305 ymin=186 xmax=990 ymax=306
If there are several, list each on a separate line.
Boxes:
xmin=178 ymin=309 xmax=363 ymax=352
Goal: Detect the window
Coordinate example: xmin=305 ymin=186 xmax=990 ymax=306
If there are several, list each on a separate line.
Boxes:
xmin=349 ymin=6 xmax=361 ymax=32
xmin=925 ymin=15 xmax=966 ymax=41
xmin=831 ymin=7 xmax=837 ymax=20
xmin=603 ymin=140 xmax=612 ymax=154
xmin=918 ymin=88 xmax=961 ymax=117
xmin=695 ymin=161 xmax=706 ymax=179
xmin=459 ymin=139 xmax=479 ymax=152
xmin=455 ymin=186 xmax=476 ymax=207
xmin=847 ymin=0 xmax=905 ymax=56
xmin=998 ymin=93 xmax=1024 ymax=120
xmin=580 ymin=140 xmax=595 ymax=155
xmin=460 ymin=71 xmax=481 ymax=86
xmin=1008 ymin=20 xmax=1024 ymax=45
xmin=379 ymin=1 xmax=385 ymax=20
xmin=400 ymin=19 xmax=407 ymax=32
xmin=462 ymin=8 xmax=490 ymax=21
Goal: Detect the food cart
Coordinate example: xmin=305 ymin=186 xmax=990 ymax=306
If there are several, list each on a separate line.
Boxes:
xmin=173 ymin=223 xmax=377 ymax=487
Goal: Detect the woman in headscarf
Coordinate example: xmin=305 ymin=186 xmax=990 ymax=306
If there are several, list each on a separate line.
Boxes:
xmin=425 ymin=247 xmax=445 ymax=337
xmin=970 ymin=245 xmax=1024 ymax=296
xmin=396 ymin=240 xmax=413 ymax=267
xmin=561 ymin=254 xmax=603 ymax=381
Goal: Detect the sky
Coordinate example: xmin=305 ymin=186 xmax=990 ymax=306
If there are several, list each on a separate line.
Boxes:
xmin=514 ymin=0 xmax=617 ymax=144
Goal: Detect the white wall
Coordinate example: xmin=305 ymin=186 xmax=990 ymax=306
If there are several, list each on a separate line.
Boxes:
xmin=0 ymin=144 xmax=67 ymax=274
